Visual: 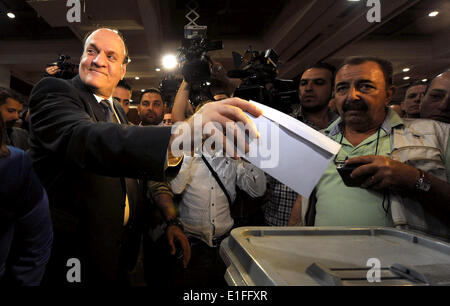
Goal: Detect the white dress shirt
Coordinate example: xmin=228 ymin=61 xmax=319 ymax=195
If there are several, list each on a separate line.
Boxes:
xmin=93 ymin=94 xmax=121 ymax=122
xmin=170 ymin=152 xmax=266 ymax=247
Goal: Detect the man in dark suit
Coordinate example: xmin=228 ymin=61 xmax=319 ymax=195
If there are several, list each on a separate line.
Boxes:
xmin=28 ymin=28 xmax=261 ymax=285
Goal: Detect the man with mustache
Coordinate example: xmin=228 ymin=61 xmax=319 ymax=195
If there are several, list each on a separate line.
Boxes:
xmin=302 ymin=57 xmax=450 ymax=241
xmin=265 ymin=63 xmax=338 ymax=227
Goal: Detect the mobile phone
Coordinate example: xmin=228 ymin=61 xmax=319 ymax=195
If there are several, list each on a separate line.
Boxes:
xmin=336 ymin=162 xmax=368 ymax=187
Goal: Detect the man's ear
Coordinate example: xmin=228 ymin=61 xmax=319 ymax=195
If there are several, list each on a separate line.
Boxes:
xmin=137 ymin=104 xmax=141 ymax=116
xmin=120 ymin=63 xmax=127 ymax=80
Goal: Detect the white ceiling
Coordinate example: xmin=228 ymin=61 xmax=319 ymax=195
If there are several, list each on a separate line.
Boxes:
xmin=0 ymin=0 xmax=449 ymax=103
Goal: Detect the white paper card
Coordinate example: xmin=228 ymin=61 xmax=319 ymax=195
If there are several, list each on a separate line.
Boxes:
xmin=244 ymin=101 xmax=341 ymax=198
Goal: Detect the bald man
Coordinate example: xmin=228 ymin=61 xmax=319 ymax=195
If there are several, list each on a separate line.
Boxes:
xmin=420 ymin=71 xmax=450 ymax=123
xmin=29 ymin=28 xmax=262 ymax=285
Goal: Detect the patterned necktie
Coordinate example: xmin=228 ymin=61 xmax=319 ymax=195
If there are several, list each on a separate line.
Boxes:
xmin=99 ymin=100 xmax=119 ymax=123
xmin=99 ymin=99 xmax=131 ymax=225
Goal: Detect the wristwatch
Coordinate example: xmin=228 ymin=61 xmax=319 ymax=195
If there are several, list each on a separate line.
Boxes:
xmin=415 ymin=169 xmax=431 ymax=192
xmin=166 ymin=217 xmax=184 ymax=231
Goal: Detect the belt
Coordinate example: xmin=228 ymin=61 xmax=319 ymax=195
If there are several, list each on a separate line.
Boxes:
xmin=189 ymin=234 xmax=229 ymax=248
xmin=212 ymin=233 xmax=230 ymax=248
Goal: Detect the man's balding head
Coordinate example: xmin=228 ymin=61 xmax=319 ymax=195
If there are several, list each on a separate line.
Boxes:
xmin=420 ymin=71 xmax=450 ymax=123
xmin=79 ymin=28 xmax=129 ymax=98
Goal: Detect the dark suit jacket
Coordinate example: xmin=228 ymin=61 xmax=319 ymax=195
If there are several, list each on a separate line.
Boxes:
xmin=0 ymin=146 xmax=53 ymax=286
xmin=28 ymin=75 xmax=172 ymax=284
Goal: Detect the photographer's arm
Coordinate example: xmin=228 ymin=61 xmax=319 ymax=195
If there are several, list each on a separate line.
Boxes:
xmin=172 ymin=79 xmax=192 ymax=123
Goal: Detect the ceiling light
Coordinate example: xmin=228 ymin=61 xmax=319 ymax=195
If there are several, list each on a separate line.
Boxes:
xmin=135 ymin=76 xmax=140 ymax=80
xmin=402 ymin=68 xmax=410 ymax=72
xmin=155 ymin=68 xmax=161 ymax=72
xmin=7 ymin=12 xmax=15 ymax=19
xmin=428 ymin=11 xmax=439 ymax=17
xmin=422 ymin=79 xmax=428 ymax=82
xmin=141 ymin=89 xmax=145 ymax=92
xmin=347 ymin=0 xmax=360 ymax=2
xmin=403 ymin=76 xmax=410 ymax=80
xmin=162 ymin=55 xmax=178 ymax=70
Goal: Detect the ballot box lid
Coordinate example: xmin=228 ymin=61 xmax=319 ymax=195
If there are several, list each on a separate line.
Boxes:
xmin=219 ymin=227 xmax=450 ymax=286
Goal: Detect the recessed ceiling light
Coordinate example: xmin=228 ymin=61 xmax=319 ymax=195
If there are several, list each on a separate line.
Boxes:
xmin=7 ymin=12 xmax=15 ymax=19
xmin=428 ymin=11 xmax=439 ymax=17
xmin=422 ymin=79 xmax=428 ymax=82
xmin=403 ymin=76 xmax=410 ymax=80
xmin=403 ymin=68 xmax=410 ymax=72
xmin=135 ymin=76 xmax=140 ymax=80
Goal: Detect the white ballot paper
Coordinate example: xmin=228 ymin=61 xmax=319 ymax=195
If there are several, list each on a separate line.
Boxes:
xmin=244 ymin=101 xmax=341 ymax=198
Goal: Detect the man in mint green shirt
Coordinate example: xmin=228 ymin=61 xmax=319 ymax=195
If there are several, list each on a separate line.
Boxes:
xmin=314 ymin=108 xmax=401 ymax=227
xmin=305 ymin=57 xmax=450 ymax=240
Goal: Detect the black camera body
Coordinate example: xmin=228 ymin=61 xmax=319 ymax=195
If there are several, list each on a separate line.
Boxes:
xmin=179 ymin=38 xmax=223 ymax=84
xmin=228 ymin=48 xmax=299 ymax=113
xmin=178 ymin=29 xmax=223 ymax=106
xmin=46 ymin=54 xmax=78 ymax=79
xmin=336 ymin=162 xmax=368 ymax=187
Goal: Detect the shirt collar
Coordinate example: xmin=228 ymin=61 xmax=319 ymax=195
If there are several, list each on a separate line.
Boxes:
xmin=93 ymin=94 xmax=113 ymax=104
xmin=326 ymin=108 xmax=405 ymax=137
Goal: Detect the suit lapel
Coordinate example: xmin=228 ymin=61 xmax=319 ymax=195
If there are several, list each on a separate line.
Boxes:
xmin=71 ymin=75 xmax=106 ymax=122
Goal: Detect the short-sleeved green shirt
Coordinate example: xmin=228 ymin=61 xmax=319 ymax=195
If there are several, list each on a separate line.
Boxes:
xmin=314 ymin=110 xmax=404 ymax=227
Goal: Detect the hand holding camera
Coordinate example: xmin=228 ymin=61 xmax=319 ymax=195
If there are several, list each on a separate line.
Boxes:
xmin=342 ymin=155 xmax=421 ymax=192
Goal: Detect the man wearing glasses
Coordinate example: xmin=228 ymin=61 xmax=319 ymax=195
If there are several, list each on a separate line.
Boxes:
xmin=302 ymin=57 xmax=450 ymax=241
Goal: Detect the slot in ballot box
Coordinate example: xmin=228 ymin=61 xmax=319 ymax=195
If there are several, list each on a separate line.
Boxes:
xmin=219 ymin=227 xmax=450 ymax=286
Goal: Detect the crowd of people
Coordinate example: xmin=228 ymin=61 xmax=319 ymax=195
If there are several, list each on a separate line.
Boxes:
xmin=0 ymin=27 xmax=449 ymax=286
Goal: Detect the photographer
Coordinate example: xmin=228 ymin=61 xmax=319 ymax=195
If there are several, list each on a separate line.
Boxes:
xmin=169 ymin=60 xmax=266 ymax=286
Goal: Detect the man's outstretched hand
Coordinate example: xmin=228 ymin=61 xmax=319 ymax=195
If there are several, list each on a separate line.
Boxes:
xmin=169 ymin=98 xmax=263 ymax=158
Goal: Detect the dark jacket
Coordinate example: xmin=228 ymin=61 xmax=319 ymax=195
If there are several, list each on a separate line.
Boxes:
xmin=0 ymin=146 xmax=53 ymax=286
xmin=28 ymin=75 xmax=172 ymax=284
xmin=6 ymin=127 xmax=29 ymax=151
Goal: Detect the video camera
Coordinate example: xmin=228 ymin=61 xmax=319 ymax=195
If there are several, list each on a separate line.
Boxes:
xmin=177 ymin=26 xmax=223 ymax=106
xmin=228 ymin=47 xmax=299 ymax=113
xmin=45 ymin=54 xmax=78 ymax=79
